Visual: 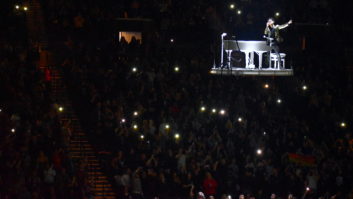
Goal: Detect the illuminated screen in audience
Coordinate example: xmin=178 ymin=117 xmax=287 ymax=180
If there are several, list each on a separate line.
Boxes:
xmin=118 ymin=32 xmax=142 ymax=44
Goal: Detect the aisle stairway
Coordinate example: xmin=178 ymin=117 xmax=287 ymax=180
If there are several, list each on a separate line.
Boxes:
xmin=25 ymin=0 xmax=47 ymax=45
xmin=51 ymin=69 xmax=116 ymax=199
xmin=25 ymin=0 xmax=117 ymax=198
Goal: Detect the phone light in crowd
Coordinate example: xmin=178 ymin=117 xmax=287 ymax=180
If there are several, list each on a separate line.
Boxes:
xmin=170 ymin=38 xmax=174 ymax=43
xmin=11 ymin=128 xmax=16 ymax=133
xmin=275 ymin=12 xmax=280 ymax=17
xmin=133 ymin=124 xmax=138 ymax=130
xmin=0 ymin=108 xmax=2 ymax=112
xmin=229 ymin=4 xmax=235 ymax=9
xmin=121 ymin=118 xmax=126 ymax=123
xmin=219 ymin=109 xmax=226 ymax=115
xmin=211 ymin=108 xmax=217 ymax=114
xmin=306 ymin=187 xmax=310 ymax=191
xmin=340 ymin=122 xmax=346 ymax=128
xmin=165 ymin=124 xmax=170 ymax=130
xmin=277 ymin=98 xmax=282 ymax=104
xmin=15 ymin=5 xmax=20 ymax=10
xmin=23 ymin=6 xmax=28 ymax=11
xmin=58 ymin=106 xmax=64 ymax=112
xmin=263 ymin=131 xmax=267 ymax=135
xmin=140 ymin=135 xmax=144 ymax=140
xmin=174 ymin=133 xmax=180 ymax=140
xmin=200 ymin=106 xmax=206 ymax=112
xmin=133 ymin=111 xmax=139 ymax=116
xmin=132 ymin=67 xmax=137 ymax=73
xmin=238 ymin=117 xmax=243 ymax=122
xmin=237 ymin=10 xmax=242 ymax=15
xmin=264 ymin=83 xmax=269 ymax=89
xmin=174 ymin=66 xmax=180 ymax=72
xmin=256 ymin=149 xmax=263 ymax=155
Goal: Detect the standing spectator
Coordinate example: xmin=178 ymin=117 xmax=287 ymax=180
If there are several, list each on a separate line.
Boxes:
xmin=44 ymin=164 xmax=57 ymax=184
xmin=306 ymin=171 xmax=318 ymax=192
xmin=131 ymin=168 xmax=143 ymax=199
xmin=177 ymin=149 xmax=187 ymax=171
xmin=203 ymin=172 xmax=218 ymax=197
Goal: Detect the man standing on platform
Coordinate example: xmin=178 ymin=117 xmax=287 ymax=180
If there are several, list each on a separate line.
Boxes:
xmin=264 ymin=18 xmax=292 ymax=68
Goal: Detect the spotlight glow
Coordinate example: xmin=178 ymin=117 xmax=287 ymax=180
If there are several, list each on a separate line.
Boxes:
xmin=15 ymin=5 xmax=20 ymax=9
xmin=264 ymin=83 xmax=269 ymax=89
xmin=237 ymin=10 xmax=242 ymax=15
xmin=219 ymin=109 xmax=226 ymax=115
xmin=200 ymin=106 xmax=206 ymax=112
xmin=23 ymin=6 xmax=28 ymax=11
xmin=211 ymin=108 xmax=217 ymax=114
xmin=238 ymin=117 xmax=243 ymax=122
xmin=302 ymin=85 xmax=308 ymax=90
xmin=11 ymin=128 xmax=16 ymax=133
xmin=275 ymin=12 xmax=280 ymax=17
xmin=174 ymin=66 xmax=180 ymax=72
xmin=133 ymin=111 xmax=138 ymax=116
xmin=277 ymin=99 xmax=282 ymax=104
xmin=121 ymin=118 xmax=126 ymax=123
xmin=132 ymin=67 xmax=137 ymax=72
xmin=140 ymin=135 xmax=144 ymax=139
xmin=229 ymin=4 xmax=235 ymax=9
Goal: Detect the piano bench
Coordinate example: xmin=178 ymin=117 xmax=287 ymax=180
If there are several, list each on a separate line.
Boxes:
xmin=270 ymin=53 xmax=286 ymax=69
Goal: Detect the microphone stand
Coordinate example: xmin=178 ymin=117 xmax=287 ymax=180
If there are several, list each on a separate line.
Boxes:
xmin=220 ymin=33 xmax=227 ymax=69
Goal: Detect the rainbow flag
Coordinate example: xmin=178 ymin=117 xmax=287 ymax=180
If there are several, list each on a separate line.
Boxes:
xmin=288 ymin=153 xmax=316 ymax=167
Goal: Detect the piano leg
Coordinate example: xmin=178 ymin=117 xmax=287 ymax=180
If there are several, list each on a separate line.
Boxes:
xmin=268 ymin=51 xmax=272 ymax=69
xmin=244 ymin=51 xmax=250 ymax=69
xmin=249 ymin=52 xmax=255 ymax=69
xmin=226 ymin=50 xmax=232 ymax=69
xmin=257 ymin=52 xmax=266 ymax=70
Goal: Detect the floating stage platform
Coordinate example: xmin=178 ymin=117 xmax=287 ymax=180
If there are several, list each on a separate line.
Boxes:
xmin=210 ymin=67 xmax=294 ymax=76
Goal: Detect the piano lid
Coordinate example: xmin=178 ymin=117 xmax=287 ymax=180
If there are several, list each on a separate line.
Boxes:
xmin=224 ymin=40 xmax=271 ymax=52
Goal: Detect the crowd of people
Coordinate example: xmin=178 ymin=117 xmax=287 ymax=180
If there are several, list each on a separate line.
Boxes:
xmin=0 ymin=5 xmax=96 ymax=198
xmin=43 ymin=0 xmax=352 ymax=199
xmin=1 ymin=0 xmax=352 ymax=198
xmin=59 ymin=37 xmax=352 ymax=199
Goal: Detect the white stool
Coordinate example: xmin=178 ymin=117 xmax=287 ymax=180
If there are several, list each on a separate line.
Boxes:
xmin=270 ymin=53 xmax=286 ymax=69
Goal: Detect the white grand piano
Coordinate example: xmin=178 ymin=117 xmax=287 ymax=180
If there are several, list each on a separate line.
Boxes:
xmin=212 ymin=36 xmax=293 ymax=76
xmin=223 ymin=40 xmax=271 ymax=69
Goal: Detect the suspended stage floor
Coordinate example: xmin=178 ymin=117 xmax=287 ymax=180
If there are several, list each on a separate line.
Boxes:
xmin=210 ymin=67 xmax=294 ymax=76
